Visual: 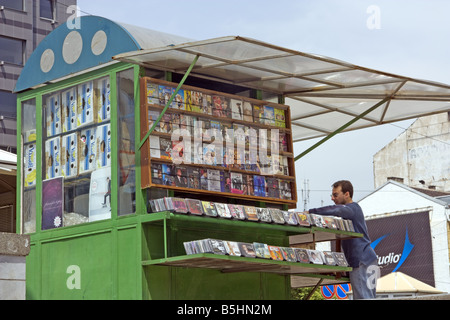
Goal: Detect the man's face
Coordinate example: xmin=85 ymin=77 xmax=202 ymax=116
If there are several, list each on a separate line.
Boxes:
xmin=331 ymin=185 xmax=347 ymax=205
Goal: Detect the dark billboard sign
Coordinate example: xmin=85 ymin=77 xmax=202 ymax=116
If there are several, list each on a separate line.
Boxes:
xmin=366 ymin=211 xmax=435 ymax=287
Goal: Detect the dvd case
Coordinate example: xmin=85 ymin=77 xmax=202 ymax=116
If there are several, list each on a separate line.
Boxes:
xmin=214 ymin=203 xmax=232 ymax=219
xmin=269 ymin=208 xmax=285 ymax=224
xmin=322 ymin=251 xmax=338 ymax=266
xmin=202 ymin=201 xmax=218 ymax=217
xmin=294 ymin=248 xmax=310 ymax=264
xmin=333 ymin=252 xmax=349 ymax=267
xmin=281 ymin=247 xmax=297 ymax=262
xmin=268 ymin=246 xmax=284 ymax=261
xmin=238 ymin=242 xmax=256 ymax=258
xmin=296 ymin=212 xmax=311 ymax=227
xmin=253 ymin=242 xmax=271 ymax=259
xmin=228 ymin=204 xmax=246 ymax=220
xmin=172 ymin=198 xmax=188 ymax=214
xmin=308 ymin=250 xmax=325 ymax=264
xmin=186 ymin=198 xmax=204 ymax=216
xmin=225 ymin=241 xmax=241 ymax=256
xmin=243 ymin=206 xmax=259 ymax=222
xmin=256 ymin=208 xmax=272 ymax=223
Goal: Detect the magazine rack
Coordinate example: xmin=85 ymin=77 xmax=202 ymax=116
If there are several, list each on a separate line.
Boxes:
xmin=140 ymin=77 xmax=298 ymax=208
xmin=141 ymin=212 xmax=361 ymax=285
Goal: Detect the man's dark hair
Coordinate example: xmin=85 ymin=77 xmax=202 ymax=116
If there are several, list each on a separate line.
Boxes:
xmin=332 ymin=180 xmax=354 ymax=198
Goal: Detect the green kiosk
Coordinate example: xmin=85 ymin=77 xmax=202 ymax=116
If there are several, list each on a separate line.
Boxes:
xmin=15 ymin=15 xmax=369 ymax=300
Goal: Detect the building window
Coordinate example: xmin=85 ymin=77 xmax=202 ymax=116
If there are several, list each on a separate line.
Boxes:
xmin=40 ymin=0 xmax=55 ymax=20
xmin=0 ymin=36 xmax=24 ymax=65
xmin=0 ymin=0 xmax=24 ymax=11
xmin=0 ymin=90 xmax=17 ymax=118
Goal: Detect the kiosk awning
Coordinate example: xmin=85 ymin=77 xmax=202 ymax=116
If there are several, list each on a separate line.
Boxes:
xmin=113 ymin=36 xmax=450 ymax=143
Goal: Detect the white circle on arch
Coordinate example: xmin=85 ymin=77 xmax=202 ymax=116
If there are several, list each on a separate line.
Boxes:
xmin=91 ymin=30 xmax=107 ymax=56
xmin=40 ymin=48 xmax=55 ymax=73
xmin=62 ymin=31 xmax=83 ymax=64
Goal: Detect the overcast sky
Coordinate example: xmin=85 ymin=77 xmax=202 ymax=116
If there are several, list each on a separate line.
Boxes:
xmin=77 ymin=0 xmax=450 ymax=208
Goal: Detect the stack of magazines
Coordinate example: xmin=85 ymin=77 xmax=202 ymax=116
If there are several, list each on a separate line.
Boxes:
xmin=183 ymin=238 xmax=349 ymax=267
xmin=148 ymin=197 xmax=355 ymax=232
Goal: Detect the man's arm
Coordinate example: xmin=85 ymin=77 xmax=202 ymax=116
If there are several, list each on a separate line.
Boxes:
xmin=309 ymin=205 xmax=354 ymax=220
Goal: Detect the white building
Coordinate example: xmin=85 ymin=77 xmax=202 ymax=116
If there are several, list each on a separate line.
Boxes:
xmin=359 ymin=180 xmax=450 ymax=294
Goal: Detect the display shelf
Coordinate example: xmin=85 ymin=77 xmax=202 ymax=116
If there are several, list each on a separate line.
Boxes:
xmin=142 ymin=253 xmax=352 ymax=275
xmin=141 ymin=211 xmax=363 ymax=242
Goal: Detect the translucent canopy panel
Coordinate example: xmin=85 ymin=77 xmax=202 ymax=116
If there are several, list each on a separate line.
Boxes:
xmin=114 ymin=36 xmax=450 ymax=142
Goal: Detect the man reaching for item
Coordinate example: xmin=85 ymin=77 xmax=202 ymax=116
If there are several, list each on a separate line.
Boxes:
xmin=307 ymin=180 xmax=378 ymax=299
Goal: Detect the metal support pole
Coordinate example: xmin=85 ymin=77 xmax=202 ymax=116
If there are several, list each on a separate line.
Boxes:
xmin=294 ymin=97 xmax=389 ymax=161
xmin=138 ymin=55 xmax=200 ymax=150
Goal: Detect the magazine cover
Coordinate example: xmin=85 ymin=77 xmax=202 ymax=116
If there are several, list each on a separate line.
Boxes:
xmin=77 ymin=81 xmax=94 ymax=127
xmin=186 ymin=198 xmax=204 ymax=215
xmin=253 ymin=243 xmax=271 ymax=259
xmin=42 ymin=177 xmax=64 ymax=230
xmin=61 ymin=87 xmax=77 ymax=133
xmin=96 ymin=123 xmax=111 ymax=169
xmin=253 ymin=175 xmax=266 ymax=197
xmin=230 ymin=99 xmax=243 ymax=120
xmin=24 ymin=143 xmax=37 ymax=187
xmin=45 ymin=136 xmax=61 ymax=180
xmin=46 ymin=93 xmax=61 ymax=137
xmin=191 ymin=91 xmax=203 ymax=113
xmin=96 ymin=77 xmax=111 ymax=123
xmin=269 ymin=208 xmax=285 ymax=224
xmin=174 ymin=88 xmax=185 ymax=110
xmin=230 ymin=172 xmax=245 ymax=195
xmin=207 ymin=169 xmax=222 ymax=192
xmin=159 ymin=138 xmax=173 ymax=160
xmin=243 ymin=101 xmax=253 ymax=122
xmin=296 ymin=212 xmax=312 ymax=227
xmin=159 ymin=113 xmax=172 ymax=133
xmin=146 ymin=82 xmax=159 ymax=105
xmin=256 ymin=208 xmax=272 ymax=223
xmin=172 ymin=198 xmax=188 ymax=214
xmin=281 ymin=247 xmax=297 ymax=262
xmin=220 ymin=171 xmax=231 ymax=193
xmin=202 ymin=201 xmax=218 ymax=217
xmin=159 ymin=86 xmax=175 ymax=108
xmin=214 ymin=203 xmax=232 ymax=219
xmin=274 ymin=108 xmax=286 ymax=128
xmin=61 ymin=133 xmax=78 ymax=178
xmin=89 ymin=167 xmax=112 ymax=222
xmin=308 ymin=250 xmax=325 ymax=264
xmin=187 ymin=167 xmax=200 ymax=189
xmin=322 ymin=251 xmax=338 ymax=266
xmin=243 ymin=206 xmax=259 ymax=221
xmin=225 ymin=241 xmax=241 ymax=256
xmin=228 ymin=204 xmax=246 ymax=220
xmin=283 ymin=211 xmax=298 ymax=226
xmin=333 ymin=252 xmax=349 ymax=267
xmin=184 ymin=90 xmax=193 ymax=111
xmin=79 ymin=128 xmax=96 ymax=174
xmin=268 ymin=246 xmax=284 ymax=261
xmin=238 ymin=243 xmax=256 ymax=258
xmin=263 ymin=105 xmax=275 ymax=126
xmin=253 ymin=105 xmax=264 ymax=124
xmin=148 ymin=110 xmax=161 ymax=133
xmin=173 ymin=166 xmax=188 ymax=188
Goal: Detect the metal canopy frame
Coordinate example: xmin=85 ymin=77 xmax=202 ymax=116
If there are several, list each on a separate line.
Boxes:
xmin=114 ymin=36 xmax=450 ymax=157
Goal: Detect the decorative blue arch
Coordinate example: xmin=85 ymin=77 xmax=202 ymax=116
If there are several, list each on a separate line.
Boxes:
xmin=15 ymin=16 xmax=142 ymax=92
